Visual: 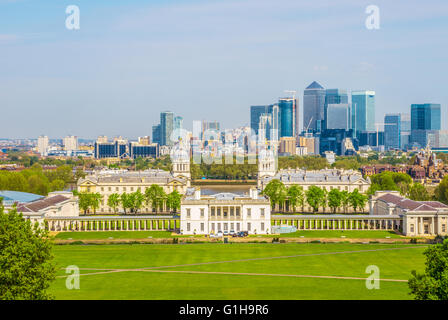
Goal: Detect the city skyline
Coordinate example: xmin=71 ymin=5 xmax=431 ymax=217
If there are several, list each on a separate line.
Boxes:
xmin=1 ymin=0 xmax=447 ymax=138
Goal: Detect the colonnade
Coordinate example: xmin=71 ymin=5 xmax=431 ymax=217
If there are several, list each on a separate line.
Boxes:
xmin=46 ymin=217 xmax=178 ymax=232
xmin=271 ymin=216 xmax=401 ymax=231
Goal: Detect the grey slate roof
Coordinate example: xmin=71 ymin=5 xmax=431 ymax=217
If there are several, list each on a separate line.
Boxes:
xmin=263 ymin=169 xmax=367 ymax=184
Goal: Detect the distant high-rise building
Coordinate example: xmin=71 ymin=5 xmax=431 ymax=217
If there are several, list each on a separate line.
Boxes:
xmin=201 ymin=121 xmax=220 ymax=140
xmin=250 ymin=104 xmax=279 ymax=142
xmin=278 ymin=98 xmax=297 ymax=138
xmin=324 ymin=89 xmax=349 ymax=130
xmin=326 ymin=104 xmax=351 ymax=130
xmin=352 ymin=91 xmax=375 ymax=136
xmin=303 ymin=81 xmax=325 ymax=133
xmin=63 ymin=135 xmax=78 ymax=152
xmin=268 ymin=104 xmax=279 ymax=142
xmin=250 ymin=106 xmax=270 ymax=135
xmin=152 ymin=125 xmax=161 ymax=145
xmin=410 ymin=103 xmax=441 ymax=148
xmin=138 ymin=136 xmax=151 ymax=145
xmin=384 ymin=114 xmax=401 ymax=150
xmin=174 ymin=116 xmax=183 ymax=130
xmin=160 ymin=111 xmax=174 ymax=146
xmin=37 ymin=135 xmax=49 ymax=156
xmin=400 ymin=113 xmax=411 ymax=150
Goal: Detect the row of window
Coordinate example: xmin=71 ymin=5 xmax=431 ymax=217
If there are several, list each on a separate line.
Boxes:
xmin=185 ymin=222 xmax=266 ymax=232
xmin=185 ymin=207 xmax=265 ymax=218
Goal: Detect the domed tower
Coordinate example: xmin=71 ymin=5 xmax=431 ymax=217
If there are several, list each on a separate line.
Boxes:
xmin=257 ymin=148 xmax=277 ymax=188
xmin=170 ymin=145 xmax=191 ymax=186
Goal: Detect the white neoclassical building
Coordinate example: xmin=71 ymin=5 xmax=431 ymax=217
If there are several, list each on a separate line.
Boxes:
xmin=180 ymin=187 xmax=271 ymax=235
xmin=77 ymin=153 xmax=191 ymax=213
xmin=370 ymin=191 xmax=448 ymax=236
xmin=257 ymin=150 xmax=371 ymax=193
xmin=16 ymin=191 xmax=79 ymax=227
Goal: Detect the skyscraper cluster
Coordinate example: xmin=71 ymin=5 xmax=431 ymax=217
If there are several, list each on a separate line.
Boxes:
xmin=251 ymin=81 xmax=444 ymax=156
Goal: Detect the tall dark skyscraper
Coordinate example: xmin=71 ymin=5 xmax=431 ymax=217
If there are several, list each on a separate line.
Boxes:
xmin=160 ymin=111 xmax=174 ymax=146
xmin=152 ymin=124 xmax=161 ymax=145
xmin=250 ymin=104 xmax=279 ymax=142
xmin=278 ymin=98 xmax=297 ymax=138
xmin=250 ymin=106 xmax=270 ymax=135
xmin=410 ymin=103 xmax=441 ymax=147
xmin=303 ymin=81 xmax=325 ymax=133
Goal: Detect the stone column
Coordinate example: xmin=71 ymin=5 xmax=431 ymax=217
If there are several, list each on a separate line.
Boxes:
xmin=431 ymin=216 xmax=435 ymax=235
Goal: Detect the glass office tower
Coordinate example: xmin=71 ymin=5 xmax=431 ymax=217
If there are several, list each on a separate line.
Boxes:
xmin=174 ymin=116 xmax=183 ymax=130
xmin=303 ymin=81 xmax=325 ymax=133
xmin=352 ymin=91 xmax=376 ymax=136
xmin=250 ymin=106 xmax=270 ymax=135
xmin=326 ymin=104 xmax=351 ymax=130
xmin=384 ymin=114 xmax=401 ymax=150
xmin=400 ymin=113 xmax=411 ymax=150
xmin=279 ymin=98 xmax=295 ymax=137
xmin=152 ymin=124 xmax=161 ymax=145
xmin=160 ymin=111 xmax=174 ymax=146
xmin=410 ymin=103 xmax=441 ymax=148
xmin=324 ymin=89 xmax=349 ymax=130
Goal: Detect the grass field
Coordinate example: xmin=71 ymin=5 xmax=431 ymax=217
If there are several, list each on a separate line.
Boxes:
xmin=49 ymin=242 xmax=427 ymax=300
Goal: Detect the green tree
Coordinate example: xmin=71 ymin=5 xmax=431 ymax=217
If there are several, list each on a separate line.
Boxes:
xmin=434 ymin=176 xmax=448 ymax=204
xmin=409 ymin=183 xmax=430 ymax=201
xmin=348 ymin=189 xmax=368 ymax=213
xmin=107 ymin=193 xmax=120 ymax=213
xmin=409 ymin=239 xmax=448 ymax=300
xmin=49 ymin=179 xmax=65 ymax=192
xmin=145 ymin=185 xmax=166 ymax=212
xmin=328 ymin=189 xmax=342 ymax=214
xmin=76 ymin=191 xmax=92 ymax=214
xmin=287 ymin=185 xmax=304 ymax=212
xmin=166 ymin=190 xmax=182 ymax=212
xmin=0 ymin=205 xmax=56 ymax=299
xmin=262 ymin=180 xmax=287 ymax=212
xmin=130 ymin=190 xmax=145 ymax=213
xmin=90 ymin=193 xmax=102 ymax=214
xmin=120 ymin=192 xmax=132 ymax=214
xmin=340 ymin=190 xmax=350 ymax=213
xmin=306 ymin=186 xmax=325 ymax=213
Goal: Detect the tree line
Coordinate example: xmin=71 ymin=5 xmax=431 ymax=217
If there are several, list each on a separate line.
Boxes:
xmin=0 ymin=164 xmax=77 ymax=196
xmin=74 ymin=184 xmax=182 ymax=215
xmin=262 ymin=179 xmax=368 ymax=214
xmin=367 ymin=171 xmax=432 ymax=201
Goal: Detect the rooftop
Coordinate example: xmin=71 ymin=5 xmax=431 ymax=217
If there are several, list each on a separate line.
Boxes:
xmin=377 ymin=193 xmax=448 ymax=212
xmin=263 ymin=169 xmax=367 ymax=183
xmin=0 ymin=190 xmax=44 ymax=206
xmin=17 ymin=195 xmax=70 ymax=213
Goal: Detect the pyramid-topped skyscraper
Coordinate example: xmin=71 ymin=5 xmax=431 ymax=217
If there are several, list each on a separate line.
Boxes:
xmin=303 ymin=81 xmax=325 ymax=133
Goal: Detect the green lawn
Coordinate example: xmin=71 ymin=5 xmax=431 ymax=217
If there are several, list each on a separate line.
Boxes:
xmin=49 ymin=242 xmax=427 ymax=299
xmin=54 ymin=231 xmax=195 ymax=240
xmin=254 ymin=230 xmax=403 ymax=239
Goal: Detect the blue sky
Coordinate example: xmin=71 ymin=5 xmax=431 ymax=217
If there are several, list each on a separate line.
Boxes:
xmin=1 ymin=0 xmax=447 ymax=139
